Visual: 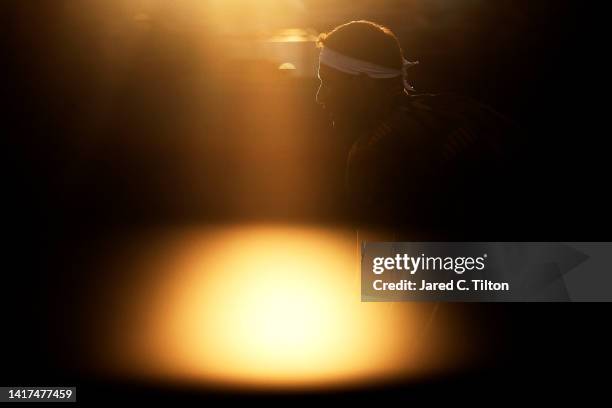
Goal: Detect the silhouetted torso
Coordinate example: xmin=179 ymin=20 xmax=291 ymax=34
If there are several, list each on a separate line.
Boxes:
xmin=345 ymin=93 xmax=518 ymax=238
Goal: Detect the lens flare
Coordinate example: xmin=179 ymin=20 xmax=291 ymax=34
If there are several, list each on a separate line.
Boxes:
xmin=278 ymin=62 xmax=297 ymax=70
xmin=99 ymin=225 xmax=463 ymax=390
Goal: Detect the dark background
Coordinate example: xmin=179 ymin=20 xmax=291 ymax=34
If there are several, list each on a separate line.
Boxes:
xmin=2 ymin=0 xmax=610 ymax=403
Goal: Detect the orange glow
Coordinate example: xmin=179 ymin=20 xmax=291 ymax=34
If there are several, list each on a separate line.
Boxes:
xmin=267 ymin=28 xmax=319 ymax=43
xmin=99 ymin=225 xmax=465 ymax=390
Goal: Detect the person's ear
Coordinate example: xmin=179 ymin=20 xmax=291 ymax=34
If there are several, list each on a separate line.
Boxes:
xmin=392 ymin=81 xmax=405 ymax=97
xmin=380 ymin=78 xmax=404 ymax=99
xmin=354 ymin=73 xmax=372 ymax=93
xmin=361 ymin=76 xmax=401 ymax=99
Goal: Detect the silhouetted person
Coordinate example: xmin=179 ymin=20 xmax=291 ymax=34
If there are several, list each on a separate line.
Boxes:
xmin=316 ymin=21 xmax=518 ymax=239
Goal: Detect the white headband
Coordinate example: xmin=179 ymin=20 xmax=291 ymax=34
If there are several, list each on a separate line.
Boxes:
xmin=319 ymin=46 xmax=419 ymax=91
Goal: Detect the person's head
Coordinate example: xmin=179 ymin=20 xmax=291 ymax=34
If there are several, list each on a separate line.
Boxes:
xmin=316 ymin=20 xmax=410 ymax=132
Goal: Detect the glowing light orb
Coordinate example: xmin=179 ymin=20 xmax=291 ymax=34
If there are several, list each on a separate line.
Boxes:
xmin=102 ymin=226 xmax=459 ymax=390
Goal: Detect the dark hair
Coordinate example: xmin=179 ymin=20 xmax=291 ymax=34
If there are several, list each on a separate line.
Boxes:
xmin=317 ymin=20 xmax=405 ymax=70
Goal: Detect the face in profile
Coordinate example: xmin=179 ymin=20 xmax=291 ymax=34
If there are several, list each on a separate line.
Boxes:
xmin=316 ymin=64 xmax=373 ymax=132
xmin=317 ymin=64 xmax=403 ymax=134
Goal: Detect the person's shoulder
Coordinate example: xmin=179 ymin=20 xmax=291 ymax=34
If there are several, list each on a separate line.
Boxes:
xmin=402 ymin=92 xmax=488 ymax=116
xmin=403 ymin=92 xmax=517 ymax=128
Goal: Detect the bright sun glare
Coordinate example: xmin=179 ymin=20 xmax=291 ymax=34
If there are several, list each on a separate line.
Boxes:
xmin=102 ymin=225 xmax=456 ymax=390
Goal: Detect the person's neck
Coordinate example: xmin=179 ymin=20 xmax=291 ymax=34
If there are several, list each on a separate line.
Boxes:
xmin=336 ymin=96 xmax=404 ymax=146
xmin=361 ymin=97 xmax=402 ymax=133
